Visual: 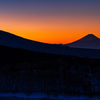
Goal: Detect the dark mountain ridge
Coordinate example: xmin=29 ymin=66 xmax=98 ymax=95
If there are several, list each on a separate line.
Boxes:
xmin=0 ymin=30 xmax=70 ymax=55
xmin=65 ymin=34 xmax=100 ymax=49
xmin=0 ymin=30 xmax=100 ymax=58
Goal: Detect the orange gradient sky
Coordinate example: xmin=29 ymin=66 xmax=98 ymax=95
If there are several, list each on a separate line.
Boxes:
xmin=0 ymin=0 xmax=100 ymax=44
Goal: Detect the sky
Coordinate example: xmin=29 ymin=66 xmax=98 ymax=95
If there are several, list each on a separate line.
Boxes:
xmin=0 ymin=0 xmax=100 ymax=44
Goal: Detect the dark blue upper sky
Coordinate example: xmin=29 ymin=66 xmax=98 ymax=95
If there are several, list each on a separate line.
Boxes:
xmin=0 ymin=0 xmax=100 ymax=15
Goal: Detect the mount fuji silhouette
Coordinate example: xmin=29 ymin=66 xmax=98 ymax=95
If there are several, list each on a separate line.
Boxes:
xmin=65 ymin=34 xmax=100 ymax=49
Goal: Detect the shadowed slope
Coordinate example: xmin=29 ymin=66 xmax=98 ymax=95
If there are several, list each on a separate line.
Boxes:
xmin=0 ymin=30 xmax=70 ymax=55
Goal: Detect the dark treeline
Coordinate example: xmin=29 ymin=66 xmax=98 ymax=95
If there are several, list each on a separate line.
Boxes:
xmin=0 ymin=45 xmax=100 ymax=96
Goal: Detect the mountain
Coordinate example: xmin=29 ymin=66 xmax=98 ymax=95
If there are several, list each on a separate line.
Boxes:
xmin=65 ymin=34 xmax=100 ymax=49
xmin=0 ymin=30 xmax=70 ymax=55
xmin=0 ymin=30 xmax=100 ymax=58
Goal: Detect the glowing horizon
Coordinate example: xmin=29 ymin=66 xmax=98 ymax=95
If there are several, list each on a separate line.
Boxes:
xmin=0 ymin=0 xmax=100 ymax=44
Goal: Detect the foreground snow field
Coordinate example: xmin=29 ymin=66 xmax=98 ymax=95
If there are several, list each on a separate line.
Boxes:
xmin=0 ymin=93 xmax=100 ymax=100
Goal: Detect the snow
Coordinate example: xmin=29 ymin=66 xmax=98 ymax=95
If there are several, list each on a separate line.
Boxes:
xmin=0 ymin=92 xmax=100 ymax=100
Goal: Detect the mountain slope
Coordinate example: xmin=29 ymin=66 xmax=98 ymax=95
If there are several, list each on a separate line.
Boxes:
xmin=0 ymin=30 xmax=71 ymax=55
xmin=1 ymin=30 xmax=100 ymax=58
xmin=65 ymin=34 xmax=100 ymax=49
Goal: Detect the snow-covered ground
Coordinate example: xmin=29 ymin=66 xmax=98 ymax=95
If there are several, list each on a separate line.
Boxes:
xmin=0 ymin=92 xmax=100 ymax=100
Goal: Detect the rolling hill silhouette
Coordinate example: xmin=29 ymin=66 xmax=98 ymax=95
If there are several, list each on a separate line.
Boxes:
xmin=0 ymin=30 xmax=100 ymax=58
xmin=0 ymin=30 xmax=70 ymax=55
xmin=65 ymin=34 xmax=100 ymax=49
